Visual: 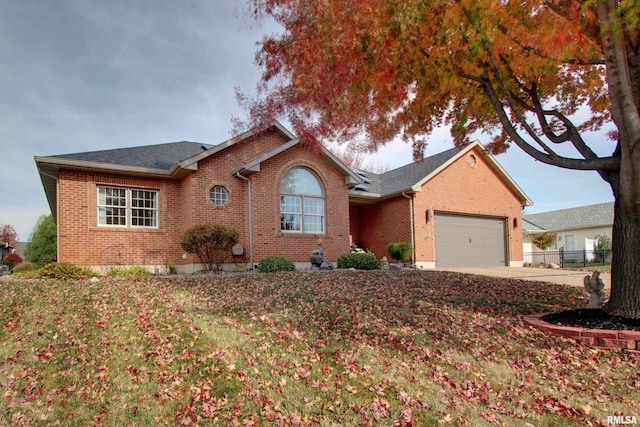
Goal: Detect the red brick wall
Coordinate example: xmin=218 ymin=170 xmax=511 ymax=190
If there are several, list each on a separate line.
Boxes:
xmin=245 ymin=144 xmax=351 ymax=263
xmin=350 ymin=148 xmax=524 ymax=266
xmin=57 ymin=171 xmax=184 ymax=267
xmin=354 ymin=198 xmax=412 ymax=260
xmin=412 ymin=149 xmax=524 ymax=265
xmin=56 ymin=130 xmax=351 ymax=268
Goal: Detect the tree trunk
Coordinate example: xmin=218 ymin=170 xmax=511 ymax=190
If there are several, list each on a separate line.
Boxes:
xmin=597 ymin=0 xmax=640 ymax=319
xmin=605 ymin=195 xmax=640 ymax=318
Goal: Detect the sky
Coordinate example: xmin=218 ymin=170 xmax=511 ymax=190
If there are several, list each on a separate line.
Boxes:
xmin=0 ymin=0 xmax=615 ymax=242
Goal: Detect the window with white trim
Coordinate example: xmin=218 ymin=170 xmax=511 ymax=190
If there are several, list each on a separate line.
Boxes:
xmin=97 ymin=186 xmax=158 ymax=228
xmin=280 ymin=167 xmax=325 ymax=233
xmin=210 ymin=185 xmax=229 ymax=207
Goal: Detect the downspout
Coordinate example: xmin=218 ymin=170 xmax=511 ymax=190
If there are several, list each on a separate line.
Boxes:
xmin=236 ymin=171 xmax=254 ymax=270
xmin=40 ymin=170 xmax=60 ymax=263
xmin=401 ymin=192 xmax=416 ymax=267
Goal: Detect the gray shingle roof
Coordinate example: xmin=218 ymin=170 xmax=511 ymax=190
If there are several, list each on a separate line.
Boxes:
xmin=523 ymin=202 xmax=614 ymax=231
xmin=353 ymin=146 xmax=461 ymax=195
xmin=49 ymin=141 xmax=213 ymax=170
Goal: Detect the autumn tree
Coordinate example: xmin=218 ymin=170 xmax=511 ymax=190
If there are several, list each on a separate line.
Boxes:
xmin=532 ymin=232 xmax=558 ymax=265
xmin=0 ymin=224 xmax=18 ymax=247
xmin=24 ymin=215 xmax=57 ymax=266
xmin=240 ymin=0 xmax=640 ymax=318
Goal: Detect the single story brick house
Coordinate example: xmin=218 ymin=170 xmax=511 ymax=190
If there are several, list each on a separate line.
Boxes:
xmin=35 ymin=122 xmax=532 ymax=272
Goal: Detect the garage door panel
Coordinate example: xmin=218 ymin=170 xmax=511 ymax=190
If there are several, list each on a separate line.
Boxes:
xmin=435 ymin=213 xmax=506 ymax=267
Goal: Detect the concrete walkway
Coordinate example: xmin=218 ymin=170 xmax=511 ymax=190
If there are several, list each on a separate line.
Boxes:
xmin=435 ymin=266 xmax=610 ymax=289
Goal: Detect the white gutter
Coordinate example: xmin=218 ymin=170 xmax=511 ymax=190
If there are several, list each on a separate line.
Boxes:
xmin=401 ymin=192 xmax=416 ymax=266
xmin=235 ymin=171 xmax=254 ymax=269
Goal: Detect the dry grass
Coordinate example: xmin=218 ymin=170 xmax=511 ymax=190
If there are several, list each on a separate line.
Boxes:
xmin=1 ymin=270 xmax=638 ymax=426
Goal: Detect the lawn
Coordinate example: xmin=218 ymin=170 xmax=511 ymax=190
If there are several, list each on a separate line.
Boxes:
xmin=1 ymin=270 xmax=638 ymax=426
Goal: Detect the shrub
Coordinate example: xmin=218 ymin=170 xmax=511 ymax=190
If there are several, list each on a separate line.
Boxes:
xmin=594 ymin=234 xmax=612 ymax=252
xmin=387 ymin=242 xmax=413 ymax=262
xmin=593 ymin=234 xmax=612 ymax=263
xmin=181 ymin=224 xmax=240 ymax=271
xmin=257 ymin=257 xmax=296 ymax=272
xmin=2 ymin=252 xmax=23 ymax=271
xmin=12 ymin=262 xmax=38 ymax=273
xmin=166 ymin=263 xmax=177 ymax=274
xmin=337 ymin=252 xmax=380 ymax=270
xmin=106 ymin=266 xmax=151 ymax=279
xmin=38 ymin=262 xmax=91 ymax=280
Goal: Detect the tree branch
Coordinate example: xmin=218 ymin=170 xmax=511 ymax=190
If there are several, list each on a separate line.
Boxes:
xmin=480 ymin=70 xmax=619 ymax=171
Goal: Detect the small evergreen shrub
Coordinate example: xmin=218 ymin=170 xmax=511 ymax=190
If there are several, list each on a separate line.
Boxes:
xmin=38 ymin=262 xmax=91 ymax=280
xmin=387 ymin=242 xmax=413 ymax=262
xmin=166 ymin=263 xmax=177 ymax=274
xmin=257 ymin=257 xmax=296 ymax=272
xmin=106 ymin=266 xmax=151 ymax=279
xmin=337 ymin=252 xmax=380 ymax=270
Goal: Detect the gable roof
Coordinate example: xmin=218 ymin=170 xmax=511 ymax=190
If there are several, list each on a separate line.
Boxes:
xmin=34 ymin=122 xmax=361 ymax=218
xmin=349 ymin=141 xmax=533 ymax=207
xmin=522 ymin=202 xmax=614 ymax=233
xmin=44 ymin=141 xmax=214 ymax=171
xmin=231 ymin=137 xmax=361 ymax=185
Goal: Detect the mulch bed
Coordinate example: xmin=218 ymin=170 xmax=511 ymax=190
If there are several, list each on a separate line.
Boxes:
xmin=542 ymin=308 xmax=640 ymax=332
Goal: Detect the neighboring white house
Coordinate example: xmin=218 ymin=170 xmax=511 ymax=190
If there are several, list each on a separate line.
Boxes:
xmin=522 ymin=202 xmax=614 ymax=264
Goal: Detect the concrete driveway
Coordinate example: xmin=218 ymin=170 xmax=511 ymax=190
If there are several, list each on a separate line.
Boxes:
xmin=435 ymin=266 xmax=610 ymax=289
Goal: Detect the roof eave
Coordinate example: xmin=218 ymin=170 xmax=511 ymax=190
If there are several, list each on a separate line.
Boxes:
xmin=34 ymin=156 xmax=179 ymax=178
xmin=348 ymin=191 xmax=382 ymax=205
xmin=413 ymin=142 xmax=533 ymax=207
xmin=232 ymin=139 xmax=364 ymax=187
xmin=179 ymin=120 xmax=297 ymax=169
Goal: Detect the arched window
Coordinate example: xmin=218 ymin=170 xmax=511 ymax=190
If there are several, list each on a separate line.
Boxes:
xmin=280 ymin=167 xmax=325 ymax=233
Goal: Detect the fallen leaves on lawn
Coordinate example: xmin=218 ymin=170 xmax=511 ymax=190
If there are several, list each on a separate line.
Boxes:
xmin=0 ymin=270 xmax=637 ymax=426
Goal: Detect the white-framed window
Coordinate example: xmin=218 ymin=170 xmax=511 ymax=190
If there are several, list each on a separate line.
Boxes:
xmin=210 ymin=185 xmax=229 ymax=207
xmin=280 ymin=167 xmax=325 ymax=233
xmin=97 ymin=186 xmax=158 ymax=228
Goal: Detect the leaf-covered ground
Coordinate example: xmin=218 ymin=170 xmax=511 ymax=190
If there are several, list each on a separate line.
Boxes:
xmin=1 ymin=270 xmax=638 ymax=426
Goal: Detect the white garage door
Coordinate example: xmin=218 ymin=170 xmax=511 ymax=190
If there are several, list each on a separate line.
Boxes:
xmin=435 ymin=213 xmax=507 ymax=267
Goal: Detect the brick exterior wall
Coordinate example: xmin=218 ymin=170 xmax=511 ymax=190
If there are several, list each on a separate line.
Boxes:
xmin=413 ymin=150 xmax=524 ymax=267
xmin=351 ymin=198 xmax=412 ymax=260
xmin=56 ymin=130 xmax=352 ymax=270
xmin=352 ymin=148 xmax=524 ymax=267
xmin=58 ymin=171 xmax=184 ymax=268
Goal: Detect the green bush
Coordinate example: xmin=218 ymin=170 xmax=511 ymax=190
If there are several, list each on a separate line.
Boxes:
xmin=106 ymin=266 xmax=151 ymax=279
xmin=24 ymin=215 xmax=57 ymax=266
xmin=337 ymin=252 xmax=380 ymax=270
xmin=38 ymin=262 xmax=92 ymax=280
xmin=257 ymin=257 xmax=296 ymax=273
xmin=387 ymin=242 xmax=413 ymax=262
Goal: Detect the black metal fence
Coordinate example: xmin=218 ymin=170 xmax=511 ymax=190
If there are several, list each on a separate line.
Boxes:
xmin=524 ymin=249 xmax=612 ymax=268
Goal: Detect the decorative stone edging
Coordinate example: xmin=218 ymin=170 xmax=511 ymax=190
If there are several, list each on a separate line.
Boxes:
xmin=523 ymin=312 xmax=640 ymax=351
